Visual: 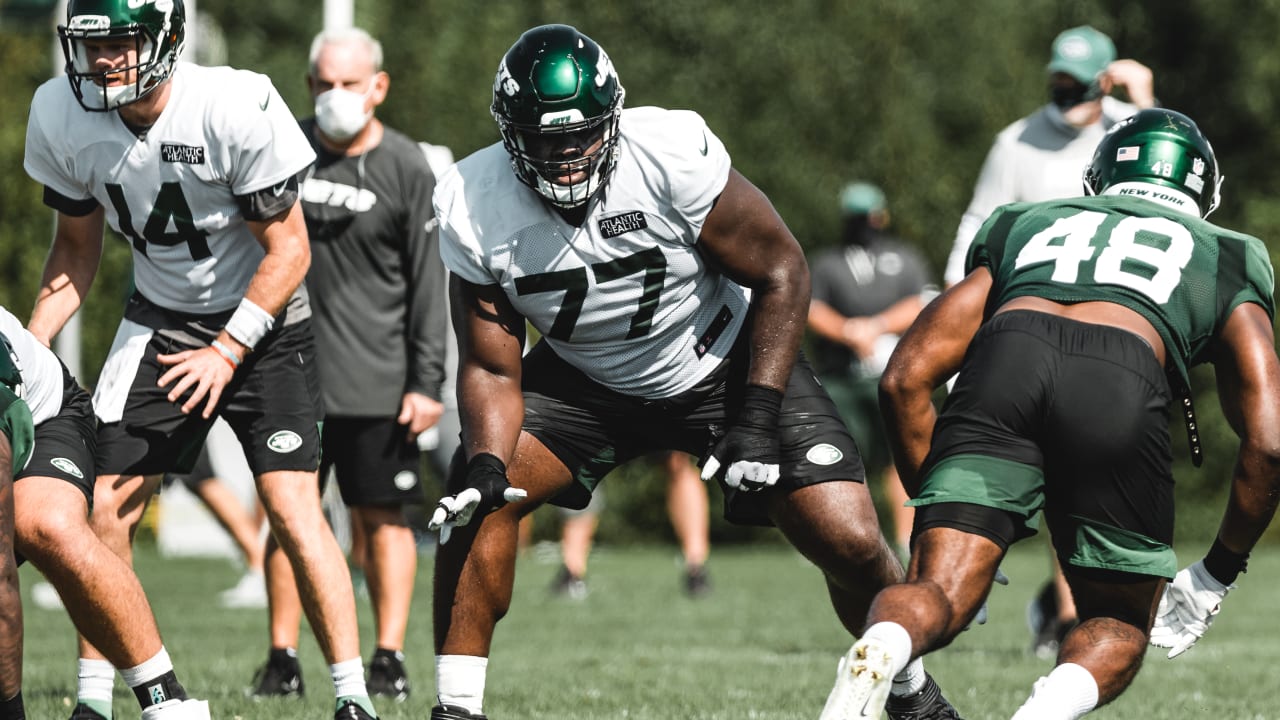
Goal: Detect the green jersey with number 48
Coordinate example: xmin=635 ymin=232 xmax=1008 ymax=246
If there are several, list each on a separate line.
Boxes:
xmin=968 ymin=194 xmax=1276 ymax=383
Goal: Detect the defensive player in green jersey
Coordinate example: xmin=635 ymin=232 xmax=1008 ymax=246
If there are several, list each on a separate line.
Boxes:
xmin=819 ymin=108 xmax=1280 ymax=720
xmin=0 ymin=337 xmax=33 ymax=720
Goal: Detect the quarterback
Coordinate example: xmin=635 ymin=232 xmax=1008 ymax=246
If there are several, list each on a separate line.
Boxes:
xmin=23 ymin=1 xmax=375 ymax=718
xmin=427 ymin=24 xmax=960 ymax=720
xmin=830 ymin=109 xmax=1280 ymax=719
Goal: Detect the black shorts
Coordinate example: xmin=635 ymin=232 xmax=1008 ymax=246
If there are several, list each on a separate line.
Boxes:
xmin=512 ymin=336 xmax=864 ymax=527
xmin=94 ymin=295 xmax=323 ymax=477
xmin=16 ymin=363 xmax=96 ymax=507
xmin=915 ymin=310 xmax=1176 ymax=577
xmin=321 ymin=416 xmax=423 ymax=507
xmin=161 ymin=436 xmax=215 ymax=492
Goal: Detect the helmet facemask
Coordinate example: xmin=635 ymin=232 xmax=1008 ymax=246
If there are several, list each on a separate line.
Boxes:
xmin=498 ymin=102 xmax=623 ymax=209
xmin=59 ymin=0 xmax=184 ymax=112
xmin=491 ymin=24 xmax=625 ymax=210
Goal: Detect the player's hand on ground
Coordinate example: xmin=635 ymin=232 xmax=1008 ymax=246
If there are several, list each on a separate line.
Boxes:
xmin=1149 ymin=560 xmax=1230 ymax=659
xmin=428 ymin=453 xmax=527 ymax=544
xmin=156 ymin=346 xmax=236 ymax=418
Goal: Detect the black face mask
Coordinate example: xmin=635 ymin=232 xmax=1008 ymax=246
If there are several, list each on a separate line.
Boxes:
xmin=1051 ymin=81 xmax=1103 ymax=110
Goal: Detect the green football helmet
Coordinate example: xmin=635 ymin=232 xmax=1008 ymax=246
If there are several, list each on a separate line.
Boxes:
xmin=59 ymin=0 xmax=185 ymax=112
xmin=1083 ymin=108 xmax=1222 ymax=218
xmin=491 ymin=24 xmax=625 ymax=208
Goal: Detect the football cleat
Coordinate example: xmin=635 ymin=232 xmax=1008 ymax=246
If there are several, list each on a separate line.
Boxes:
xmin=683 ymin=564 xmax=712 ymax=598
xmin=248 ymin=648 xmax=304 ymax=698
xmin=819 ymin=639 xmax=895 ymax=720
xmin=139 ymin=699 xmax=210 ymax=720
xmin=217 ymin=570 xmax=267 ymax=609
xmin=549 ymin=565 xmax=588 ymax=600
xmin=366 ymin=649 xmax=410 ymax=702
xmin=334 ymin=698 xmax=377 ymax=720
xmin=68 ymin=703 xmax=110 ymax=720
xmin=885 ymin=673 xmax=964 ymax=720
xmin=430 ymin=705 xmax=489 ymax=720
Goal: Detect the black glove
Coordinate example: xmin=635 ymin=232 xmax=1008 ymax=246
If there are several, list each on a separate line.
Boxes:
xmin=700 ymin=385 xmax=783 ymax=492
xmin=428 ymin=453 xmax=528 ymax=544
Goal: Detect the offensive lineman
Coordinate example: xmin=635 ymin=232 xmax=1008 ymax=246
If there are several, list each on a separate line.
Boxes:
xmin=22 ymin=1 xmax=376 ymax=718
xmin=427 ymin=24 xmax=961 ymax=720
xmin=826 ymin=109 xmax=1280 ymax=719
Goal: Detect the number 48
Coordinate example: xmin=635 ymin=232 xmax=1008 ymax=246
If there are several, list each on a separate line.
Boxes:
xmin=1013 ymin=210 xmax=1193 ymax=304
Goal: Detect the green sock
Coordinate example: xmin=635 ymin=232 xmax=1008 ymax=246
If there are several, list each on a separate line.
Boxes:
xmin=336 ymin=695 xmax=376 ymax=717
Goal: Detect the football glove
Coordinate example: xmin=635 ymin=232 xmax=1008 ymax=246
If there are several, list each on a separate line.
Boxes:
xmin=428 ymin=453 xmax=527 ymax=545
xmin=700 ymin=385 xmax=783 ymax=492
xmin=1148 ymin=560 xmax=1231 ymax=659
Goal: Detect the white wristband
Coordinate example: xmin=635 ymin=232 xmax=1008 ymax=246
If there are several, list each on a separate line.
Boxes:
xmin=223 ymin=298 xmax=275 ymax=349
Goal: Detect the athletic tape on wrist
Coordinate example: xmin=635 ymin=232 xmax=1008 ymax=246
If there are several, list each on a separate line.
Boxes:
xmin=223 ymin=298 xmax=274 ymax=349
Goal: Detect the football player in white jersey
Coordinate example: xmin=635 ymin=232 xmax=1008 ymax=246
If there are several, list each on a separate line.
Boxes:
xmin=22 ymin=1 xmax=376 ymax=719
xmin=425 ymin=25 xmax=960 ymax=720
xmin=0 ymin=305 xmax=213 ymax=720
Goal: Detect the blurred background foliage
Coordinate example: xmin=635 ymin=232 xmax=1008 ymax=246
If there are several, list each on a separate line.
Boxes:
xmin=2 ymin=0 xmax=1278 ymax=547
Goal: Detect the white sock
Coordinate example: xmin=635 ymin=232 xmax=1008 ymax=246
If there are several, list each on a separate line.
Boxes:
xmin=891 ymin=657 xmax=927 ymax=697
xmin=436 ymin=654 xmax=488 ymax=714
xmin=118 ymin=647 xmax=173 ymax=689
xmin=330 ymin=657 xmax=369 ymax=699
xmin=1011 ymin=663 xmax=1099 ymax=720
xmin=860 ymin=622 xmax=913 ymax=681
xmin=77 ymin=658 xmax=115 ymax=703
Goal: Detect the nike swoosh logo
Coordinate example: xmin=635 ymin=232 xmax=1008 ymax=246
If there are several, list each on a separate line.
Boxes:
xmin=699 ymin=132 xmax=709 ymax=156
xmin=260 ymin=92 xmax=271 ymax=111
xmin=271 ymin=180 xmax=288 ymax=196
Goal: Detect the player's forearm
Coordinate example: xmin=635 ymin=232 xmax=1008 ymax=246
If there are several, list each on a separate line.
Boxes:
xmin=29 ymin=237 xmax=101 ymax=345
xmin=745 ymin=266 xmax=809 ymax=392
xmin=1216 ymin=445 xmax=1280 ymax=555
xmin=457 ymin=367 xmax=523 ymax=464
xmin=878 ymin=373 xmax=936 ymax=494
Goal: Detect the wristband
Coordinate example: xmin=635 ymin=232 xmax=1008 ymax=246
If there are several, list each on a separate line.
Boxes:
xmin=1203 ymin=537 xmax=1249 ymax=586
xmin=735 ymin=384 xmax=784 ymax=431
xmin=210 ymin=339 xmax=241 ymax=370
xmin=223 ymin=298 xmax=275 ymax=349
xmin=468 ymin=452 xmax=507 ymax=475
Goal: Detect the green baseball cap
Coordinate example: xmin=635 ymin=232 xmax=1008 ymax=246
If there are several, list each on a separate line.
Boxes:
xmin=1046 ymin=26 xmax=1115 ymax=85
xmin=840 ymin=182 xmax=886 ymax=215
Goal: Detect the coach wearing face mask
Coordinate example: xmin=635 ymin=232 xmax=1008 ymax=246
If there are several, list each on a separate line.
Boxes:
xmin=248 ymin=26 xmax=448 ymax=704
xmin=940 ymin=25 xmax=1154 ymax=662
xmin=944 ymin=25 xmax=1156 ymax=287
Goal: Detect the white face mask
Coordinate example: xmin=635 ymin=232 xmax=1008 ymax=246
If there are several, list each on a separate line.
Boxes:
xmin=314 ymin=84 xmax=373 ymax=141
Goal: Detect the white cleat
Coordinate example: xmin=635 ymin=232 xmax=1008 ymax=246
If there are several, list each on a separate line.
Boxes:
xmin=141 ymin=699 xmax=211 ymax=720
xmin=217 ymin=570 xmax=268 ymax=609
xmin=819 ymin=639 xmax=894 ymax=720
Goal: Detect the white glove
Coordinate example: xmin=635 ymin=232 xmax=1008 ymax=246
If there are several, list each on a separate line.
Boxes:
xmin=700 ymin=453 xmax=780 ymax=492
xmin=427 ymin=454 xmax=528 ymax=544
xmin=700 ymin=385 xmax=783 ymax=493
xmin=1149 ymin=560 xmax=1231 ymax=659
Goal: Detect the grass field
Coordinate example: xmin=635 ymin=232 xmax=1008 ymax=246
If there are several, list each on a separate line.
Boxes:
xmin=15 ymin=537 xmax=1280 ymax=719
